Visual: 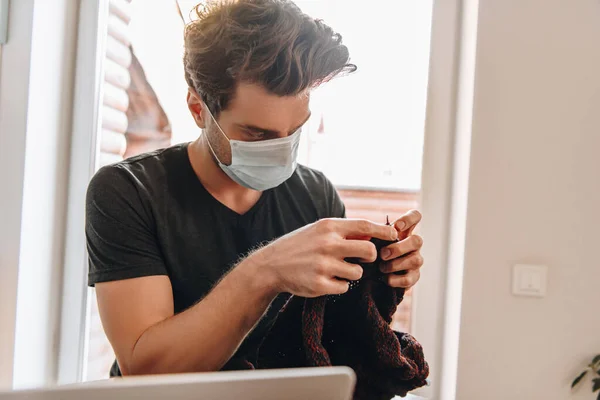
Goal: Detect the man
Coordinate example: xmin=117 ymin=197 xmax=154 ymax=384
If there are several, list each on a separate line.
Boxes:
xmin=86 ymin=0 xmax=424 ymax=377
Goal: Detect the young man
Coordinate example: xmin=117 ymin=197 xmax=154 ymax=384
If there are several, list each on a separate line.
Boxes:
xmin=87 ymin=0 xmax=424 ymax=377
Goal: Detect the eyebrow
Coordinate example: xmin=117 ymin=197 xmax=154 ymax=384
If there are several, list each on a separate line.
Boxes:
xmin=237 ymin=112 xmax=312 ymax=135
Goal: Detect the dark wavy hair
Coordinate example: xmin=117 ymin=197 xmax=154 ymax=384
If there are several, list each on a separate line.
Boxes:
xmin=183 ymin=0 xmax=356 ymax=115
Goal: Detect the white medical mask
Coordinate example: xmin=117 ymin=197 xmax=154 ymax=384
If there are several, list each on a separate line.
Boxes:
xmin=203 ymin=106 xmax=302 ymax=191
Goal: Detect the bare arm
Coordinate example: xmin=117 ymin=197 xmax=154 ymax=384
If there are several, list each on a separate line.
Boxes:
xmin=96 ymin=255 xmax=277 ymax=375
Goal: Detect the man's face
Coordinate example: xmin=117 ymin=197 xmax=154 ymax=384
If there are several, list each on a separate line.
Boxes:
xmin=188 ymin=83 xmax=311 ymax=165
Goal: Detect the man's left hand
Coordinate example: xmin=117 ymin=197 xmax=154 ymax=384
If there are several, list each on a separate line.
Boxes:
xmin=379 ymin=210 xmax=423 ymax=289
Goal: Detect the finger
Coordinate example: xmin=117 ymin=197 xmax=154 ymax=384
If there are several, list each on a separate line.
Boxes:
xmin=335 ymin=219 xmax=398 ymax=241
xmin=337 ymin=240 xmax=378 ymax=262
xmin=380 ymin=252 xmax=424 ymax=274
xmin=330 ymin=261 xmax=364 ymax=281
xmin=393 ymin=210 xmax=422 ymax=234
xmin=387 ymin=269 xmax=420 ymax=288
xmin=323 ymin=278 xmax=350 ymax=295
xmin=380 ymin=235 xmax=423 ymax=261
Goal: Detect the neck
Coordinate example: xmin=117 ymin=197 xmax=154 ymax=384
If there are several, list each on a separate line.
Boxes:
xmin=187 ymin=134 xmax=263 ymax=214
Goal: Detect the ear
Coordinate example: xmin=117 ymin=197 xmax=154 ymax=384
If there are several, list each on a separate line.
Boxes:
xmin=187 ymin=88 xmax=207 ymax=129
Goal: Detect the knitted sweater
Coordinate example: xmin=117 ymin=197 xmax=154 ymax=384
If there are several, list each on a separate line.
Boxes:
xmin=223 ymin=233 xmax=429 ymax=399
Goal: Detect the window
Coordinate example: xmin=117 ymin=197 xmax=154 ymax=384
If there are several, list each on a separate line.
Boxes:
xmin=82 ymin=0 xmax=433 ymax=381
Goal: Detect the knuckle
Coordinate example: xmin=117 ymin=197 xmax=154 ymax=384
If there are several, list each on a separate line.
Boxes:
xmin=405 ymin=270 xmax=420 ymax=286
xmin=317 ymin=219 xmax=335 ymax=234
xmin=316 ymin=277 xmax=331 ymax=293
xmin=320 ymin=234 xmax=338 ymax=252
xmin=414 ymin=254 xmax=424 ymax=267
xmin=410 ymin=209 xmax=423 ymax=221
xmin=352 ymin=265 xmax=364 ymax=280
xmin=312 ymin=277 xmax=325 ymax=294
xmin=388 ymin=273 xmax=414 ymax=288
xmin=387 ymin=274 xmax=399 ymax=287
xmin=314 ymin=259 xmax=328 ymax=275
xmin=397 ymin=276 xmax=410 ymax=288
xmin=412 ymin=235 xmax=423 ymax=248
xmin=357 ymin=220 xmax=371 ymax=234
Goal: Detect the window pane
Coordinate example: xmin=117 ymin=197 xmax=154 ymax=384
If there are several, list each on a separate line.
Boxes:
xmin=294 ymin=0 xmax=433 ymax=191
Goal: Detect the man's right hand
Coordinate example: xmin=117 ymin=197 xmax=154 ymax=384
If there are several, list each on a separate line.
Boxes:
xmin=247 ymin=218 xmax=399 ymax=298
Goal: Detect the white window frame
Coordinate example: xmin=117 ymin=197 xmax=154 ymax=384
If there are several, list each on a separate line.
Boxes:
xmin=412 ymin=0 xmax=480 ymax=398
xmin=57 ymin=0 xmax=109 ymax=385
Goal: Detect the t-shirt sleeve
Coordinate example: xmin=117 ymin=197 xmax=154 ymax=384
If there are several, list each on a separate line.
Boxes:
xmin=322 ymin=174 xmax=346 ymax=219
xmin=86 ymin=165 xmax=168 ymax=287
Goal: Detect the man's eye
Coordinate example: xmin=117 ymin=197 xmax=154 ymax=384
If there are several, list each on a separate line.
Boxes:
xmin=245 ymin=130 xmax=265 ymax=140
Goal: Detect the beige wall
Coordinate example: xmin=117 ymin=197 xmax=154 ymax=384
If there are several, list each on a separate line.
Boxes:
xmin=455 ymin=0 xmax=600 ymax=399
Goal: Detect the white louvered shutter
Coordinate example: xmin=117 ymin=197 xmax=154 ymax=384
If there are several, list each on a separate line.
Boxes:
xmin=98 ymin=0 xmax=133 ymax=167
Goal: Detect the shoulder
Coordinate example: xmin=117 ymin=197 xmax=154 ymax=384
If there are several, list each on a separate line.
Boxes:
xmin=88 ymin=144 xmax=188 ymax=200
xmin=87 ymin=144 xmax=190 ymax=231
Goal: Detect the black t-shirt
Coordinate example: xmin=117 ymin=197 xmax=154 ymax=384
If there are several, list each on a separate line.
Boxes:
xmin=85 ymin=142 xmax=346 ymax=376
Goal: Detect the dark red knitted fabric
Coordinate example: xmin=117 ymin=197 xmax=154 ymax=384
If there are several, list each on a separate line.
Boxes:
xmin=223 ymin=231 xmax=429 ymax=399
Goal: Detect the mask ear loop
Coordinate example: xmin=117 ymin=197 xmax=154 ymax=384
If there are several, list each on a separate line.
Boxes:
xmin=203 ymin=102 xmax=231 ymax=143
xmin=202 ymin=102 xmax=231 ymax=165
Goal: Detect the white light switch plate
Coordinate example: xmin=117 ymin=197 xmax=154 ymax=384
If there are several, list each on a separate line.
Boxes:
xmin=512 ymin=264 xmax=547 ymax=297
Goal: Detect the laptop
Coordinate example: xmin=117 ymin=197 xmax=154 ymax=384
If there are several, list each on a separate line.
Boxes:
xmin=0 ymin=367 xmax=356 ymax=400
